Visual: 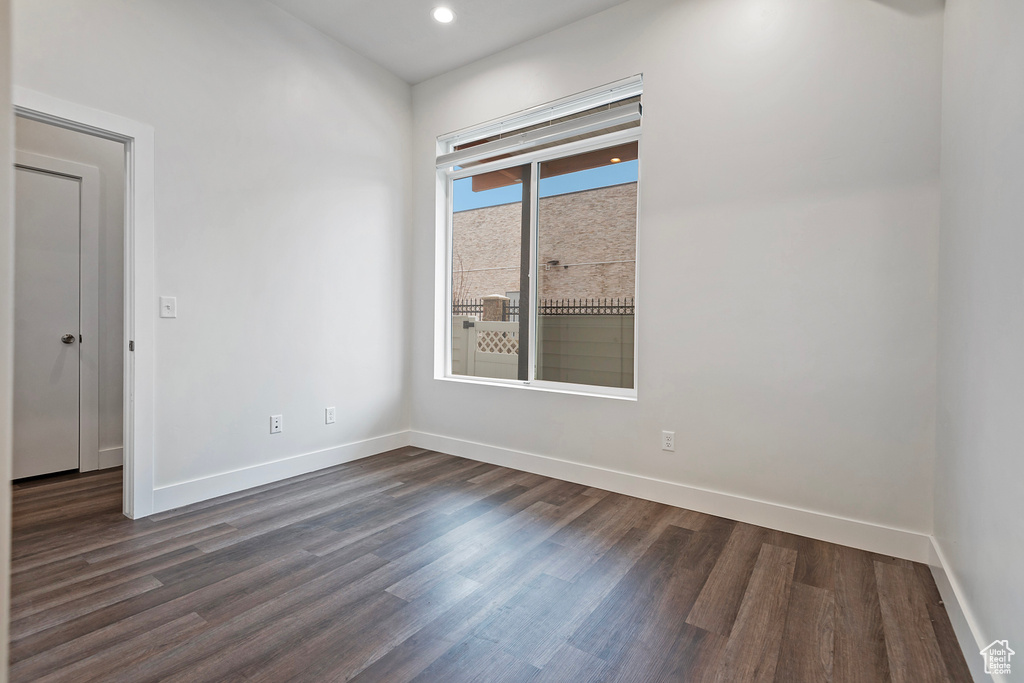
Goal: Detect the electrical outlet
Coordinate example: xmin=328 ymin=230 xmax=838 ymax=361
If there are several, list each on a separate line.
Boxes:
xmin=270 ymin=415 xmax=283 ymax=434
xmin=325 ymin=407 xmax=336 ymax=424
xmin=662 ymin=430 xmax=675 ymax=452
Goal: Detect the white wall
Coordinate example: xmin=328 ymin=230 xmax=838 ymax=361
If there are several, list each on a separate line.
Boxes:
xmin=13 ymin=0 xmax=412 ymax=495
xmin=15 ymin=118 xmax=125 ymax=462
xmin=937 ymin=0 xmax=1024 ymax=664
xmin=1 ymin=0 xmax=14 ymax=673
xmin=412 ymin=0 xmax=944 ymax=542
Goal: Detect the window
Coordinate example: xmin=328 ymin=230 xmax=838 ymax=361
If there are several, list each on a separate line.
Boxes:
xmin=439 ymin=76 xmax=642 ymax=397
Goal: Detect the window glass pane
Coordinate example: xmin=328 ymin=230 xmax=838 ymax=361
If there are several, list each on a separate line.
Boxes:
xmin=451 ymin=166 xmax=527 ymax=381
xmin=536 ymin=142 xmax=638 ymax=389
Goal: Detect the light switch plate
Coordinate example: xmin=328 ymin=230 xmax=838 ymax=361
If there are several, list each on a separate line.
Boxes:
xmin=159 ymin=296 xmax=177 ymax=318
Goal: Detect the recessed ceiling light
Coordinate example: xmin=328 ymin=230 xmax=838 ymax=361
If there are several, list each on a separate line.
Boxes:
xmin=432 ymin=7 xmax=456 ymax=23
xmin=610 ymin=157 xmax=622 ymax=163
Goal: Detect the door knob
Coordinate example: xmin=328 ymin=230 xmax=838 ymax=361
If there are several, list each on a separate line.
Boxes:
xmin=61 ymin=333 xmax=76 ymax=345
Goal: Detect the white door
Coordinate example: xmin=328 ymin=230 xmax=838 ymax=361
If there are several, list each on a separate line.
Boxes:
xmin=13 ymin=165 xmax=84 ymax=479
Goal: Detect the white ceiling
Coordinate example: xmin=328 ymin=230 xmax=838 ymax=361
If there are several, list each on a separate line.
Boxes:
xmin=267 ymin=0 xmax=632 ymax=84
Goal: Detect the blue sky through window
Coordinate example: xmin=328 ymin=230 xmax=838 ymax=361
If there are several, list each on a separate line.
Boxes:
xmin=453 ymin=159 xmax=638 ymax=212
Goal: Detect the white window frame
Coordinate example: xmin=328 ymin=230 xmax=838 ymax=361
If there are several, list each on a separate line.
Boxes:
xmin=435 ymin=77 xmax=643 ymax=400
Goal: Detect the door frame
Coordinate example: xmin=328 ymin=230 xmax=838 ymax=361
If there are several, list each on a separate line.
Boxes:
xmin=14 ymin=151 xmax=101 ymax=474
xmin=13 ymin=87 xmax=156 ymax=519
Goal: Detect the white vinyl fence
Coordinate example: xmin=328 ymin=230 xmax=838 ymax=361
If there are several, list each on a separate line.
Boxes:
xmin=452 ymin=315 xmax=634 ymax=388
xmin=451 ymin=317 xmax=519 ymax=380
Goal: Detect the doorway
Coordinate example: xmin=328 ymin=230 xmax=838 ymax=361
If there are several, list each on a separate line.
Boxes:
xmin=12 ymin=88 xmax=156 ymax=519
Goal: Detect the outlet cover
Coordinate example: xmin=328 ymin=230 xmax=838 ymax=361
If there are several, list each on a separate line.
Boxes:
xmin=662 ymin=431 xmax=675 ymax=452
xmin=326 ymin=407 xmax=336 ymax=424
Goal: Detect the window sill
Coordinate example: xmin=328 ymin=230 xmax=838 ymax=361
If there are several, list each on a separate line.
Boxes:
xmin=435 ymin=374 xmax=638 ymax=401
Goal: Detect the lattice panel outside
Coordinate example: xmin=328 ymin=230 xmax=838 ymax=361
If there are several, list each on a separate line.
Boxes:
xmin=477 ymin=330 xmax=519 ymax=355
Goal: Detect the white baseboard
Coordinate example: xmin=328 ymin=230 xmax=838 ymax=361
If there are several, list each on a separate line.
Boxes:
xmin=151 ymin=432 xmax=412 ymax=514
xmin=151 ymin=429 xmax=933 ymax=563
xmin=98 ymin=446 xmax=123 ymax=470
xmin=929 ymin=538 xmax=995 ymax=682
xmin=409 ymin=430 xmax=933 ymax=563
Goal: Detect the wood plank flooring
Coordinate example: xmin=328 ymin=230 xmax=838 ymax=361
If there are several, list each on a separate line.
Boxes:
xmin=9 ymin=448 xmax=973 ymax=682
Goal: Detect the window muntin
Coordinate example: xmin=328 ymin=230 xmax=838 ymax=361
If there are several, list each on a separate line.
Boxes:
xmin=442 ymin=83 xmax=641 ymax=397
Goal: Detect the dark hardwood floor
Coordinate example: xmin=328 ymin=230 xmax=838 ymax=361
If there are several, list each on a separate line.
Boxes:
xmin=9 ymin=447 xmax=972 ymax=682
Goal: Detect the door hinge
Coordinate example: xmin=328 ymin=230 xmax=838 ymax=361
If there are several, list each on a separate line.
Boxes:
xmin=129 ymin=340 xmax=135 ymax=352
xmin=79 ymin=334 xmax=83 ymax=343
